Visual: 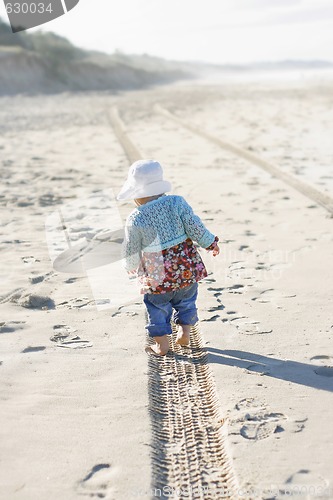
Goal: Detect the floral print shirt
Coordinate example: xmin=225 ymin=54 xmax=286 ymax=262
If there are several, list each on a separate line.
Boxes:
xmin=134 ymin=236 xmax=219 ymax=294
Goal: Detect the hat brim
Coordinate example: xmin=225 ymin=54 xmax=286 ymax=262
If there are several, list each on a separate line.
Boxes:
xmin=116 ymin=180 xmax=172 ymax=201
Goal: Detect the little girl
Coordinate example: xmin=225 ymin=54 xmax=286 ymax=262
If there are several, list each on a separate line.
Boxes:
xmin=117 ymin=159 xmax=220 ymax=356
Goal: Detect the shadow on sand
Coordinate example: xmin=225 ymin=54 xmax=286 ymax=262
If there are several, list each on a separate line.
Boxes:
xmin=205 ymin=348 xmax=333 ymax=393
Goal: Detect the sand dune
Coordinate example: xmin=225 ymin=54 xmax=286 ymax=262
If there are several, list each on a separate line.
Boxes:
xmin=0 ymin=18 xmax=192 ymax=96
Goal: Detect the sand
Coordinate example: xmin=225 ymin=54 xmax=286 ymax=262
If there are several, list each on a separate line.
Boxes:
xmin=1 ymin=77 xmax=333 ymax=499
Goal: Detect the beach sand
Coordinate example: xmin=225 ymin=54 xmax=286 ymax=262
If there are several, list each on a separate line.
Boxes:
xmin=1 ymin=78 xmax=333 ymax=499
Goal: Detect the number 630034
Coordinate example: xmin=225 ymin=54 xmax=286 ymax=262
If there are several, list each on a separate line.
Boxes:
xmin=5 ymin=2 xmax=53 ymax=14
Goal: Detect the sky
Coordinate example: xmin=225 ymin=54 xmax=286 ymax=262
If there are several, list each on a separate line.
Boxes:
xmin=1 ymin=0 xmax=333 ymax=64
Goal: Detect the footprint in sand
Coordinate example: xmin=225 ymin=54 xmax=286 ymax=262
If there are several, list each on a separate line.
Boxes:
xmin=231 ymin=318 xmax=272 ymax=335
xmin=310 ymin=355 xmax=333 ymax=364
xmin=310 ymin=355 xmax=333 ymax=377
xmin=38 ymin=193 xmax=63 ymax=207
xmin=313 ymin=367 xmax=333 ymax=377
xmin=29 ymin=271 xmax=54 ymax=285
xmin=55 ymin=336 xmax=93 ymax=349
xmin=203 ymin=276 xmax=216 ymax=284
xmin=207 ymin=304 xmax=225 ymax=313
xmin=51 ymin=324 xmax=77 ymax=341
xmin=202 ymin=314 xmax=221 ymax=322
xmin=244 ymin=229 xmax=257 ymax=237
xmin=0 ymin=289 xmax=55 ymax=309
xmin=206 ymin=286 xmax=224 ymax=303
xmin=50 ymin=324 xmax=92 ymax=349
xmin=251 ymin=288 xmax=296 ymax=307
xmin=29 ymin=275 xmax=46 ymax=285
xmin=57 ymin=297 xmax=94 ymax=309
xmin=244 ymin=362 xmax=271 ymax=375
xmin=277 ymin=469 xmax=330 ymax=498
xmin=77 ymin=463 xmax=115 ymax=498
xmin=0 ymin=320 xmax=26 ymax=333
xmin=235 ymin=397 xmax=267 ymax=412
xmin=17 ymin=199 xmax=34 ymax=207
xmin=251 ymin=288 xmax=275 ymax=303
xmin=21 ymin=346 xmax=46 ymax=353
xmin=241 ymin=325 xmax=272 ymax=335
xmin=226 ymin=284 xmax=245 ymax=294
xmin=232 ymin=398 xmax=288 ymax=441
xmin=17 ymin=293 xmax=55 ymax=310
xmin=240 ymin=413 xmax=286 ymax=441
xmin=21 ymin=256 xmax=41 ymax=265
xmin=227 ymin=263 xmax=254 ymax=280
xmin=111 ymin=303 xmax=141 ymax=318
xmin=64 ymin=277 xmax=81 ymax=284
xmin=240 ymin=419 xmax=282 ymax=440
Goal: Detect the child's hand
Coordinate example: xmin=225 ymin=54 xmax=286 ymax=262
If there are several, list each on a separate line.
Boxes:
xmin=127 ymin=269 xmax=137 ymax=279
xmin=212 ymin=244 xmax=220 ymax=257
xmin=206 ymin=237 xmax=220 ymax=256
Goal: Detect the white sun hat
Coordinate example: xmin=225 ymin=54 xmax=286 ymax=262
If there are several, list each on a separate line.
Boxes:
xmin=116 ymin=159 xmax=172 ymax=201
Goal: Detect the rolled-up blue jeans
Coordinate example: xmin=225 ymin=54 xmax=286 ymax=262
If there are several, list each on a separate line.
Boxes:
xmin=143 ymin=282 xmax=199 ymax=337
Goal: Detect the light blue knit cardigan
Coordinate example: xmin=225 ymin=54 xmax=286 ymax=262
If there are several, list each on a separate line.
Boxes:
xmin=122 ymin=194 xmax=215 ymax=271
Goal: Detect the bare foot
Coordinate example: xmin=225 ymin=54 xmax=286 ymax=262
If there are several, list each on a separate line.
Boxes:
xmin=145 ymin=335 xmax=169 ymax=356
xmin=176 ymin=324 xmax=191 ymax=346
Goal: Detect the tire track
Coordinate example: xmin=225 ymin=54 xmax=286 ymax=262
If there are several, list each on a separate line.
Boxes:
xmin=108 ymin=106 xmax=238 ymax=498
xmin=154 ymin=104 xmax=333 ymax=216
xmin=0 ymin=287 xmax=25 ymax=305
xmin=108 ymin=107 xmax=142 ymax=164
xmin=147 ymin=322 xmax=238 ymax=499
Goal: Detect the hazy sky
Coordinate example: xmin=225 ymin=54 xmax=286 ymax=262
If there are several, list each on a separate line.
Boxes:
xmin=1 ymin=0 xmax=333 ymax=63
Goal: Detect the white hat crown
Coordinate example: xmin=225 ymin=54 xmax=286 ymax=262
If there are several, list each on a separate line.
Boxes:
xmin=117 ymin=159 xmax=172 ymax=200
xmin=131 ymin=159 xmax=162 ymax=179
